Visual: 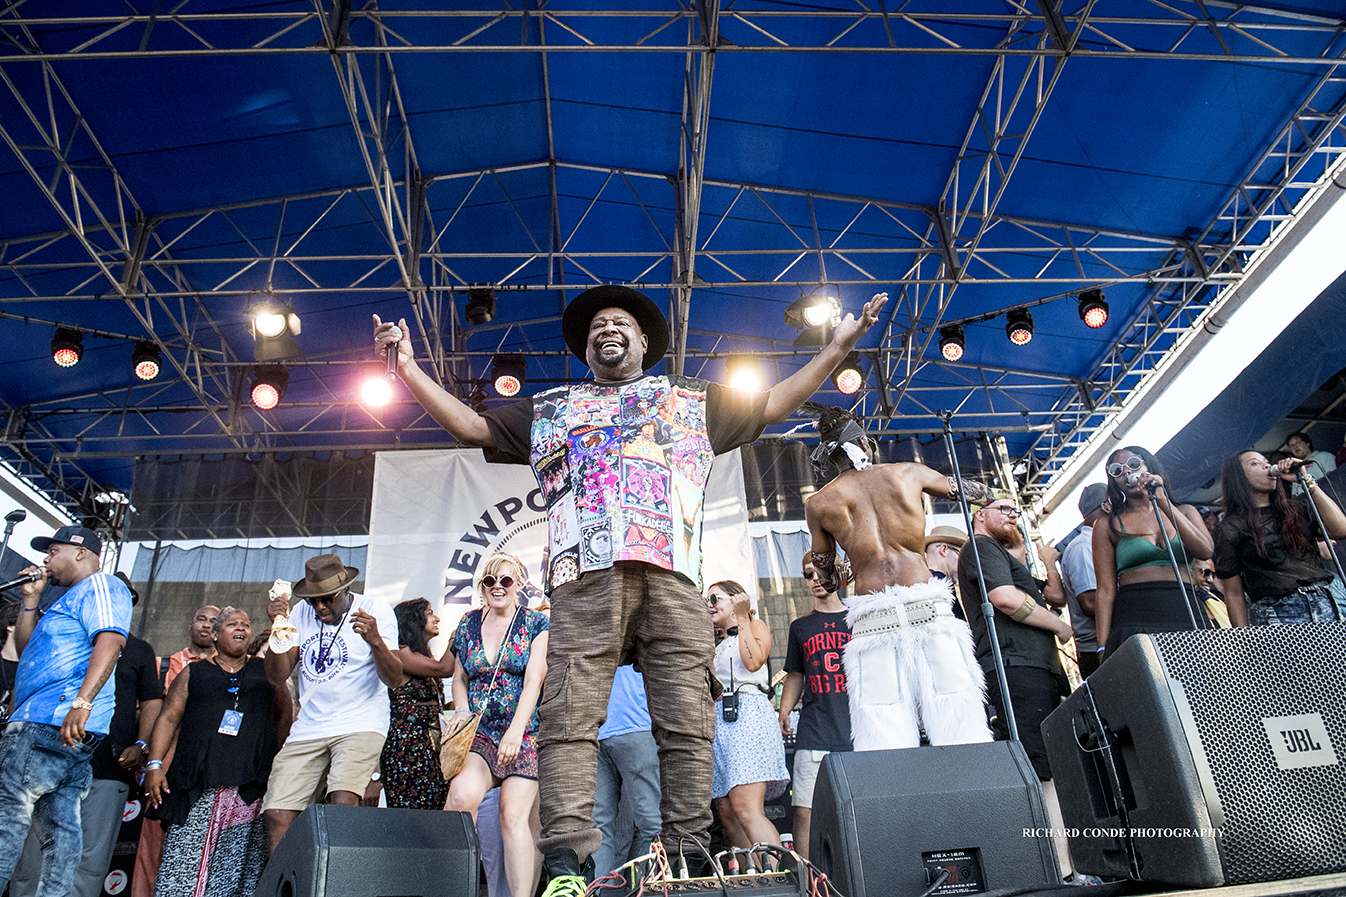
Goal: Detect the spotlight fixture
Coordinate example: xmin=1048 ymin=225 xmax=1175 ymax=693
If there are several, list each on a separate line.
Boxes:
xmin=939 ymin=325 xmax=966 ymax=362
xmin=491 ymin=355 xmax=526 ymax=397
xmin=784 ymin=291 xmax=841 ymax=332
xmin=1077 ymin=289 xmax=1109 ymax=329
xmin=132 ymin=341 xmax=162 ymax=380
xmin=248 ymin=298 xmax=302 ymax=361
xmin=51 ymin=328 xmax=84 ymax=367
xmin=466 ymin=289 xmax=497 ymax=327
xmin=361 ymin=374 xmax=392 ymax=407
xmin=250 ymin=365 xmax=289 ymax=410
xmin=1005 ymin=309 xmax=1034 ymax=346
xmin=831 ymin=351 xmax=863 ymax=395
xmin=726 ymin=355 xmax=760 ymax=392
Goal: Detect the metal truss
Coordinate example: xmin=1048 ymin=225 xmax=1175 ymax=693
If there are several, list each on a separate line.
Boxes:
xmin=0 ymin=2 xmax=1344 ymax=64
xmin=3 ymin=0 xmax=1346 ymax=524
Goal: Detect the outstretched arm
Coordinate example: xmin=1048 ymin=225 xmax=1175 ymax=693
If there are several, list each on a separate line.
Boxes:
xmin=374 ymin=315 xmax=495 ymax=447
xmin=762 ymin=293 xmax=888 ymax=424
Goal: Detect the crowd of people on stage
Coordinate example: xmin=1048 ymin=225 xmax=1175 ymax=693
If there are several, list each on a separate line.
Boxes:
xmin=0 ymin=279 xmax=1342 ymax=897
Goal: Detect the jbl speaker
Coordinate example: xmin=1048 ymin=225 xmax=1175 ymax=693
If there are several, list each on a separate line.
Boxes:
xmin=1043 ymin=624 xmax=1346 ymax=887
xmin=255 ymin=805 xmax=479 ymax=897
xmin=810 ymin=742 xmax=1059 ymax=897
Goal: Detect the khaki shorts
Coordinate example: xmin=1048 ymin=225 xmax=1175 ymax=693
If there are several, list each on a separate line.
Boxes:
xmin=791 ymin=749 xmax=833 ymax=808
xmin=261 ymin=730 xmax=386 ymax=813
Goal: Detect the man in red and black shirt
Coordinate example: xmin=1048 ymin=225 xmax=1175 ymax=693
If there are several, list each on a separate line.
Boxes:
xmin=777 ymin=549 xmax=851 ymax=860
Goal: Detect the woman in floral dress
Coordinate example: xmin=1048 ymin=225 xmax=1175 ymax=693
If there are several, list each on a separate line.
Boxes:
xmin=448 ymin=551 xmax=549 ymax=897
xmin=379 ymin=597 xmax=456 ymax=809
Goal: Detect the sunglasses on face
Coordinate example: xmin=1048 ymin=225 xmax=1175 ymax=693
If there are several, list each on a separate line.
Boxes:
xmin=306 ymin=589 xmax=347 ymax=607
xmin=706 ymin=594 xmax=728 ymax=606
xmin=1107 ymin=456 xmax=1145 ymax=478
xmin=481 ymin=575 xmax=515 ymax=589
xmin=802 ymin=569 xmax=818 ymax=580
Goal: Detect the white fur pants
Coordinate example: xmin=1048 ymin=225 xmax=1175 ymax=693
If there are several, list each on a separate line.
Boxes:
xmin=844 ymin=580 xmax=993 ymax=751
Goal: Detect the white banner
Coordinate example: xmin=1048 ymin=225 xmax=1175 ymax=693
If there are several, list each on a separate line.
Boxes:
xmin=365 ymin=447 xmax=757 ymax=630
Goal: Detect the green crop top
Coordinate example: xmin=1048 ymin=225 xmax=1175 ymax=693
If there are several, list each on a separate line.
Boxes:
xmin=1115 ymin=516 xmax=1186 ymax=577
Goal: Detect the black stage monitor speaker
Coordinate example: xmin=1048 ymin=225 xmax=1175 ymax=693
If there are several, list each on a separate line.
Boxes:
xmin=810 ymin=741 xmax=1059 ymax=897
xmin=255 ymin=805 xmax=479 ymax=897
xmin=1042 ymin=624 xmax=1346 ymax=887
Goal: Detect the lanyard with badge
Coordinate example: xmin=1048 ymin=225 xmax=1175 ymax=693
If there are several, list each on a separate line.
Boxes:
xmin=217 ymin=659 xmax=246 ymax=736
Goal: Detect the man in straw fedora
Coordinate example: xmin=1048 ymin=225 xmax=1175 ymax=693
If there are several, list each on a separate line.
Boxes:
xmin=261 ymin=553 xmax=401 ymax=853
xmin=375 ymin=285 xmax=886 ymax=891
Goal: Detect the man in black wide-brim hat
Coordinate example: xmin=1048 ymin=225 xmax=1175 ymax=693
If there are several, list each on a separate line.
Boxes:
xmin=374 ymin=285 xmax=886 ymax=895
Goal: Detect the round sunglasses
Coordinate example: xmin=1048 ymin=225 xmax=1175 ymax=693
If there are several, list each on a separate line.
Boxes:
xmin=1106 ymin=456 xmax=1144 ymax=478
xmin=480 ymin=575 xmax=516 ymax=589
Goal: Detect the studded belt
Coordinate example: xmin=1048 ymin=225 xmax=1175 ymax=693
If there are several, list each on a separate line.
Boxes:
xmin=851 ymin=598 xmax=954 ymax=638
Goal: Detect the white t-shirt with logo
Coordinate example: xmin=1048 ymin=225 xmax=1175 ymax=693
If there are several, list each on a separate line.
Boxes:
xmin=287 ymin=592 xmax=398 ymax=742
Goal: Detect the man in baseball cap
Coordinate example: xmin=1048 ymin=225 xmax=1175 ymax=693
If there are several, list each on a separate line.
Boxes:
xmin=1059 ymin=484 xmax=1107 ymax=678
xmin=0 ymin=524 xmax=131 ymax=896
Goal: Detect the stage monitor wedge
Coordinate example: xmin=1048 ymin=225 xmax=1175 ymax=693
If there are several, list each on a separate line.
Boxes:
xmin=256 ymin=805 xmax=479 ymax=897
xmin=811 ymin=741 xmax=1059 ymax=897
xmin=1043 ymin=624 xmax=1346 ymax=887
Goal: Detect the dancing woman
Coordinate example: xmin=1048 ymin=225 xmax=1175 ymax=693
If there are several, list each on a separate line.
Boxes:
xmin=447 ymin=552 xmax=549 ymax=897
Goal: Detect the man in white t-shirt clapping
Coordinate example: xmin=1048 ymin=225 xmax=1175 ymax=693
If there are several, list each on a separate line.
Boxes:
xmin=261 ymin=553 xmax=402 ymax=853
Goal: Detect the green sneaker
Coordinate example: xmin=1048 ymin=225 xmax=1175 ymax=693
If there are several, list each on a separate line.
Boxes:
xmin=540 ymin=874 xmax=587 ymax=897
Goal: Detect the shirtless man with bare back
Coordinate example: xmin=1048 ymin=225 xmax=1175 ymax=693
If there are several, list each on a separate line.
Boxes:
xmin=804 ymin=407 xmax=994 ymax=751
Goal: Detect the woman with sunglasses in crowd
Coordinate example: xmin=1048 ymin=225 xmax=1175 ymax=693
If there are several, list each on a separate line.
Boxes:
xmin=1092 ymin=446 xmax=1214 ymax=660
xmin=1214 ymin=450 xmax=1346 ymax=626
xmin=447 ymin=551 xmax=550 ymax=897
xmin=706 ymin=579 xmax=787 ymax=870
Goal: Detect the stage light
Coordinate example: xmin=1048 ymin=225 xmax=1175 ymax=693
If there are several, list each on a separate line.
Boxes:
xmin=51 ymin=328 xmax=83 ymax=367
xmin=1078 ymin=289 xmax=1109 ymax=329
xmin=726 ymin=355 xmax=760 ymax=392
xmin=250 ymin=365 xmax=289 ymax=410
xmin=939 ymin=325 xmax=966 ymax=362
xmin=832 ymin=351 xmax=863 ymax=395
xmin=249 ymin=298 xmax=302 ymax=361
xmin=361 ymin=375 xmax=392 ymax=407
xmin=466 ymin=289 xmax=496 ymax=326
xmin=1006 ymin=309 xmax=1034 ymax=346
xmin=784 ymin=292 xmax=841 ymax=331
xmin=132 ymin=341 xmax=161 ymax=380
xmin=491 ymin=355 xmax=526 ymax=397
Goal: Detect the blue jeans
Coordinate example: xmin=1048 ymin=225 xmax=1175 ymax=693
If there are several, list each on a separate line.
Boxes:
xmin=592 ymin=729 xmax=662 ymax=877
xmin=1249 ymin=579 xmax=1346 ymax=626
xmin=0 ymin=722 xmax=98 ymax=896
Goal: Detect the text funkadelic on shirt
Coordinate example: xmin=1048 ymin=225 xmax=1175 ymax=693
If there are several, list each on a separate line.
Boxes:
xmin=1261 ymin=712 xmax=1338 ymax=771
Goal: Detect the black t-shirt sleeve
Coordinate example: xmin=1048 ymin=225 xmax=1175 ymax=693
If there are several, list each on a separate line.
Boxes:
xmin=705 ymin=382 xmax=768 ymax=455
xmin=1212 ymin=520 xmax=1241 ymax=580
xmin=783 ymin=619 xmax=805 ymax=674
xmin=128 ymin=636 xmax=164 ymax=702
xmin=481 ymin=397 xmax=535 ymax=465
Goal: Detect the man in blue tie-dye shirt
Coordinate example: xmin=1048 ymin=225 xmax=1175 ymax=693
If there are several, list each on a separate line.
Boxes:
xmin=0 ymin=525 xmax=132 ymax=896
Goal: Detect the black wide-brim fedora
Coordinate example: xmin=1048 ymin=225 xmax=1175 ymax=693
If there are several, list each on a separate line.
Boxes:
xmin=560 ymin=285 xmax=670 ymax=372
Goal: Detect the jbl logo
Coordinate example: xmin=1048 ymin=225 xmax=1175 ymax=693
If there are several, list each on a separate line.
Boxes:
xmin=1262 ymin=713 xmax=1338 ymax=771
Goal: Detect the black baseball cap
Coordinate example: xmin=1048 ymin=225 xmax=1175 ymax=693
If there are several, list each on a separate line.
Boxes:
xmin=31 ymin=525 xmax=103 ymax=556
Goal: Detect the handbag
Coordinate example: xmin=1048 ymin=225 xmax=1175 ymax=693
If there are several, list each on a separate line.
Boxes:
xmin=439 ymin=606 xmax=520 ymax=780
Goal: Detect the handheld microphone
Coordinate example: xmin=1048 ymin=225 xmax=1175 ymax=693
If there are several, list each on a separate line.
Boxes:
xmin=0 ymin=571 xmax=41 ymax=594
xmin=385 ymin=326 xmax=401 ymax=380
xmin=1270 ymin=459 xmax=1311 ymax=477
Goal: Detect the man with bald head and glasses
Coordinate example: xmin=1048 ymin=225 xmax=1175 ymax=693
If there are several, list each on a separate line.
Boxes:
xmin=957 ymin=495 xmax=1073 ymax=783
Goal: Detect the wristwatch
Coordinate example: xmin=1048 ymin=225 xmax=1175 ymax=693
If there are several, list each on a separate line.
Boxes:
xmin=71 ymin=697 xmax=95 ymax=712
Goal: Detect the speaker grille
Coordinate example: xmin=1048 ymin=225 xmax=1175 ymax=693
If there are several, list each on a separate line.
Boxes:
xmin=1152 ymin=623 xmax=1346 ymax=883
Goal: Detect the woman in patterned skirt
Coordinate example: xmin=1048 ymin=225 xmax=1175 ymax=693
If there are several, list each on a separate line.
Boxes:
xmin=707 ymin=579 xmax=787 ymax=865
xmin=447 ymin=551 xmax=549 ymax=897
xmin=145 ymin=608 xmax=284 ymax=897
xmin=379 ymin=597 xmax=456 ymax=809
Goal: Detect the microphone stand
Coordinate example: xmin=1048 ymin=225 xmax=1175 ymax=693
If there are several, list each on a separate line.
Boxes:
xmin=0 ymin=513 xmax=21 ymax=571
xmin=1296 ymin=470 xmax=1346 ymax=623
xmin=1144 ymin=484 xmax=1204 ymax=630
xmin=939 ymin=410 xmax=1018 ymax=740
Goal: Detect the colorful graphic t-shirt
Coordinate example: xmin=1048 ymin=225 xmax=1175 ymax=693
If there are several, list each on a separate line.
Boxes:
xmin=783 ymin=610 xmax=853 ymax=752
xmin=482 ymin=375 xmax=767 ymax=593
